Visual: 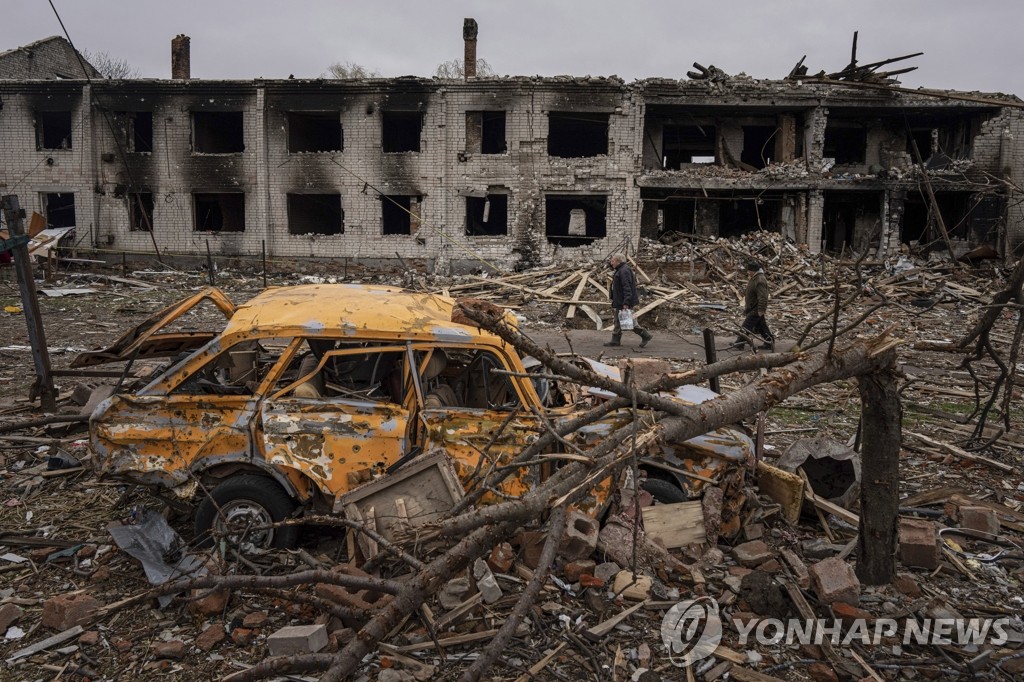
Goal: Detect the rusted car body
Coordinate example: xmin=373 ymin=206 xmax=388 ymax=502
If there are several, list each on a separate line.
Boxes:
xmin=83 ymin=284 xmax=752 ymax=546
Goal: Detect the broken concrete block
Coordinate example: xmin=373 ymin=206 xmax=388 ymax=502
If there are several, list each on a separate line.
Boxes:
xmin=801 ymin=538 xmax=844 ymax=560
xmin=558 ymin=510 xmax=599 ymax=561
xmin=809 ymin=557 xmax=861 ymax=606
xmin=733 ymin=540 xmax=772 ymax=568
xmin=780 ymin=548 xmax=811 ymax=589
xmin=563 ymin=559 xmax=596 ymax=583
xmin=486 ymin=542 xmax=515 ymax=573
xmin=958 ymin=506 xmax=1000 ymax=535
xmin=438 ymin=576 xmax=471 ymax=610
xmin=612 ymin=570 xmax=652 ymax=600
xmin=267 ymin=623 xmax=328 ymax=656
xmin=514 ymin=530 xmax=547 ymax=569
xmin=40 ymin=593 xmax=101 ymax=630
xmin=594 ymin=561 xmax=621 ymax=583
xmin=899 ymin=518 xmax=938 ymax=570
xmin=195 ymin=623 xmax=227 ymax=652
xmin=0 ymin=603 xmax=23 ymax=632
xmin=777 ymin=435 xmax=861 ymax=510
xmin=743 ymin=523 xmax=764 ymax=541
xmin=473 ymin=559 xmax=503 ymax=604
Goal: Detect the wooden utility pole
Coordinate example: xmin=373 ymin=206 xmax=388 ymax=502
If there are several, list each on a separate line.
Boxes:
xmin=1 ymin=195 xmax=57 ymax=411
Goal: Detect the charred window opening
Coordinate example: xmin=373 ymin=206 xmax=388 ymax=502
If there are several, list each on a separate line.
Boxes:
xmin=545 ymin=195 xmax=607 ymax=245
xmin=382 ymin=111 xmax=423 ymax=153
xmin=129 ymin=192 xmax=154 ymax=232
xmin=381 ymin=195 xmax=421 ymax=235
xmin=194 ymin=193 xmax=245 ymax=232
xmin=36 ymin=111 xmax=73 ymax=150
xmin=193 ymin=111 xmax=244 ymax=153
xmin=663 ymin=124 xmax=716 ymax=167
xmin=466 ymin=111 xmax=507 ymax=154
xmin=824 ymin=123 xmax=866 ymax=165
xmin=907 ymin=128 xmax=935 ymax=160
xmin=719 ymin=197 xmax=780 ymax=238
xmin=287 ymin=112 xmax=342 ymax=153
xmin=660 ymin=199 xmax=697 ymax=235
xmin=548 ymin=112 xmax=609 ymax=158
xmin=42 ymin=192 xmax=76 ymax=228
xmin=287 ymin=193 xmax=343 ymax=235
xmin=118 ymin=111 xmax=153 ymax=153
xmin=902 ymin=192 xmax=975 ymax=245
xmin=741 ymin=126 xmax=778 ymax=169
xmin=465 ymin=193 xmax=508 ymax=236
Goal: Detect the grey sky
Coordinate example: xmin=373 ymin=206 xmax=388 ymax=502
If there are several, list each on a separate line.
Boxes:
xmin=7 ymin=0 xmax=1024 ymax=96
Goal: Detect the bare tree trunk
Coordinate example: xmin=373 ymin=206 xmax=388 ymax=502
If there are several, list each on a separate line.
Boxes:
xmin=856 ymin=358 xmax=902 ymax=585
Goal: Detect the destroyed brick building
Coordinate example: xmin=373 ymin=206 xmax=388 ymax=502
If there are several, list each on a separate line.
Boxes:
xmin=1 ymin=28 xmax=1022 ymax=270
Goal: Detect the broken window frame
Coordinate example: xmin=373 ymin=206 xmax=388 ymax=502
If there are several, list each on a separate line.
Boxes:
xmin=381 ymin=195 xmax=422 ymax=236
xmin=128 ymin=192 xmax=155 ymax=232
xmin=41 ymin=192 xmax=76 ymax=228
xmin=36 ymin=110 xmax=74 ymax=150
xmin=544 ymin=194 xmax=608 ymax=245
xmin=286 ymin=193 xmax=344 ymax=236
xmin=547 ymin=111 xmax=610 ymax=158
xmin=192 ymin=111 xmax=245 ymax=154
xmin=382 ymin=111 xmax=423 ymax=153
xmin=193 ymin=192 xmax=246 ymax=233
xmin=286 ymin=111 xmax=343 ymax=153
xmin=465 ymin=110 xmax=507 ymax=154
xmin=464 ymin=191 xmax=509 ymax=236
xmin=116 ymin=111 xmax=154 ymax=153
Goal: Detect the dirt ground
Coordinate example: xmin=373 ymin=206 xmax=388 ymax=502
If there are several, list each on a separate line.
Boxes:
xmin=0 ymin=245 xmax=1022 ymax=681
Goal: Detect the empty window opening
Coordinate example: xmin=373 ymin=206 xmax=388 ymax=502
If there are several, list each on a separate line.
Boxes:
xmin=119 ymin=111 xmax=153 ymax=153
xmin=287 ymin=194 xmax=343 ymax=235
xmin=194 ymin=193 xmax=245 ymax=232
xmin=42 ymin=192 xmax=76 ymax=228
xmin=382 ymin=195 xmax=421 ymax=235
xmin=545 ymin=195 xmax=607 ymax=245
xmin=906 ymin=129 xmax=935 ymax=161
xmin=548 ymin=112 xmax=609 ymax=158
xmin=718 ymin=197 xmax=780 ymax=238
xmin=901 ymin=192 xmax=974 ymax=245
xmin=660 ymin=199 xmax=698 ymax=235
xmin=193 ymin=111 xmax=244 ymax=153
xmin=37 ymin=111 xmax=73 ymax=150
xmin=382 ymin=111 xmax=423 ymax=153
xmin=824 ymin=124 xmax=866 ymax=165
xmin=662 ymin=124 xmax=716 ymax=168
xmin=466 ymin=111 xmax=507 ymax=154
xmin=823 ymin=192 xmax=880 ymax=253
xmin=129 ymin=192 xmax=154 ymax=231
xmin=465 ymin=193 xmax=508 ymax=236
xmin=288 ymin=112 xmax=343 ymax=153
xmin=741 ymin=126 xmax=778 ymax=169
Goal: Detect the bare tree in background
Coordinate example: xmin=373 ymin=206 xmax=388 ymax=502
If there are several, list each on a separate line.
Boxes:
xmin=80 ymin=49 xmax=141 ymax=79
xmin=434 ymin=58 xmax=495 ymax=78
xmin=323 ymin=61 xmax=381 ymax=79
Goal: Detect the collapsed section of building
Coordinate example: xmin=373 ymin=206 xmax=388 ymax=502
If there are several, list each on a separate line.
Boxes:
xmin=1 ymin=31 xmax=1021 ymax=271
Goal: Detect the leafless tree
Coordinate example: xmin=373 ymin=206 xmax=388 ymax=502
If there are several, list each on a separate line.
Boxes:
xmin=80 ymin=49 xmax=141 ymax=79
xmin=434 ymin=58 xmax=495 ymax=78
xmin=322 ymin=61 xmax=381 ymax=79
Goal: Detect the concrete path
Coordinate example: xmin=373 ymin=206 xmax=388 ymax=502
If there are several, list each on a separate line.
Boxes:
xmin=527 ymin=328 xmax=790 ymax=363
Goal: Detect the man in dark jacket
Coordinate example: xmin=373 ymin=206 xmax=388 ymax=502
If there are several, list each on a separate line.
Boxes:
xmin=733 ymin=260 xmax=774 ymax=350
xmin=605 ymin=253 xmax=653 ymax=347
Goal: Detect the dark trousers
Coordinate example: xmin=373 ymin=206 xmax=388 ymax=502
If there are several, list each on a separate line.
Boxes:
xmin=612 ymin=307 xmax=649 ymax=340
xmin=741 ymin=313 xmax=774 ymax=343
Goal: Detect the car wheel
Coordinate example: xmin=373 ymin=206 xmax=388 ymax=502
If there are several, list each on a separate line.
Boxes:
xmin=641 ymin=477 xmax=689 ymax=504
xmin=195 ymin=475 xmax=298 ymax=549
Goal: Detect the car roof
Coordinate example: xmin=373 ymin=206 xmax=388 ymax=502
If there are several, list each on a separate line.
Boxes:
xmin=221 ymin=284 xmax=498 ymax=344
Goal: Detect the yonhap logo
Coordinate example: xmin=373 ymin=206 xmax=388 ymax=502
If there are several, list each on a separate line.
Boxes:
xmin=661 ymin=597 xmax=723 ymax=666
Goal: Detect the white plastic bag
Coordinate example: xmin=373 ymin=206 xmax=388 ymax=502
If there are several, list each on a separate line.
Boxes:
xmin=618 ymin=308 xmax=634 ymax=331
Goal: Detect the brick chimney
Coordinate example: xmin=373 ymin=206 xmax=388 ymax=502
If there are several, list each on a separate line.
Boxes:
xmin=463 ymin=18 xmax=478 ymax=79
xmin=171 ymin=34 xmax=190 ymax=80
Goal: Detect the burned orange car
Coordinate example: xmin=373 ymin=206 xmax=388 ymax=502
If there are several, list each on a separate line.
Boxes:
xmin=79 ymin=284 xmax=753 ymax=547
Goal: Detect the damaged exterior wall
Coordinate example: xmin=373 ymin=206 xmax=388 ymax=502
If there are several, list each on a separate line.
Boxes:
xmin=0 ymin=73 xmax=1021 ymax=268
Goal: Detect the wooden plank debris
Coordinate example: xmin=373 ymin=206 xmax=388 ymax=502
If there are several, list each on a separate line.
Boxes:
xmin=641 ymin=501 xmax=705 ymax=548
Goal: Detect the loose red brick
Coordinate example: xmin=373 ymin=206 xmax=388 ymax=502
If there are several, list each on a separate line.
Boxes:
xmin=809 ymin=557 xmax=860 ymax=606
xmin=899 ymin=518 xmax=938 ymax=570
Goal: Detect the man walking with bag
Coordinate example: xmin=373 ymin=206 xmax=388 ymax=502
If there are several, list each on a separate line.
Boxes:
xmin=605 ymin=253 xmax=653 ymax=348
xmin=733 ymin=260 xmax=774 ymax=351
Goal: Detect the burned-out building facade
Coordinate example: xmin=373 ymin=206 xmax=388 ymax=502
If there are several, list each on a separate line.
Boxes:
xmin=1 ymin=34 xmax=1022 ymax=270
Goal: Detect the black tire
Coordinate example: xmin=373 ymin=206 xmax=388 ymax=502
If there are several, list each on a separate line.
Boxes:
xmin=194 ymin=475 xmax=298 ymax=549
xmin=641 ymin=477 xmax=689 ymax=504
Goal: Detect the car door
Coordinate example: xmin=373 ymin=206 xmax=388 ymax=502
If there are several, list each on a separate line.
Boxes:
xmin=416 ymin=347 xmax=544 ymax=501
xmin=258 ymin=341 xmax=414 ymax=500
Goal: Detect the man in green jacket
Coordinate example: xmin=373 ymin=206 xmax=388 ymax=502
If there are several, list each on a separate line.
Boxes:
xmin=733 ymin=260 xmax=774 ymax=351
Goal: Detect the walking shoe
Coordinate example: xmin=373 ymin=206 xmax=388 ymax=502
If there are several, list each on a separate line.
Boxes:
xmin=639 ymin=332 xmax=653 ymax=348
xmin=603 ymin=341 xmax=621 ymax=347
xmin=728 ymin=341 xmax=746 ymax=350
